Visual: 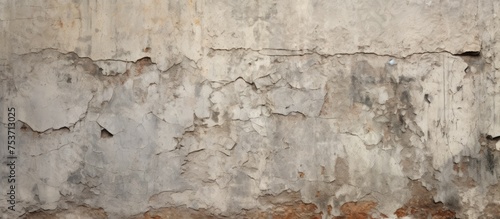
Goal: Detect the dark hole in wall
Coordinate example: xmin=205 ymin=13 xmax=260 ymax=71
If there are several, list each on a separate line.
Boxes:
xmin=456 ymin=51 xmax=480 ymax=56
xmin=486 ymin=135 xmax=500 ymax=141
xmin=424 ymin=94 xmax=431 ymax=103
xmin=101 ymin=128 xmax=113 ymax=138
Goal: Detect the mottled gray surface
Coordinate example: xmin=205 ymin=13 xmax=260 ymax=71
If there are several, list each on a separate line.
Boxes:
xmin=1 ymin=0 xmax=500 ymax=218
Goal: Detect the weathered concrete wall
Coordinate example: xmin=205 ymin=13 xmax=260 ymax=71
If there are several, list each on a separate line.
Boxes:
xmin=0 ymin=0 xmax=499 ymax=218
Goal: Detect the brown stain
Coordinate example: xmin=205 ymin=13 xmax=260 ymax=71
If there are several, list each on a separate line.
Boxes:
xmin=252 ymin=191 xmax=322 ymax=219
xmin=134 ymin=207 xmax=217 ymax=219
xmin=483 ymin=203 xmax=500 ymax=218
xmin=394 ymin=181 xmax=456 ymax=219
xmin=120 ymin=69 xmax=130 ymax=84
xmin=452 ymin=163 xmax=460 ymax=173
xmin=143 ymin=212 xmax=161 ymax=219
xmin=395 ymin=208 xmax=455 ymax=219
xmin=270 ymin=202 xmax=322 ymax=219
xmin=451 ymin=158 xmax=477 ymax=189
xmin=298 ymin=171 xmax=305 ymax=178
xmin=20 ymin=122 xmax=31 ymax=132
xmin=430 ymin=210 xmax=457 ymax=219
xmin=143 ymin=47 xmax=151 ymax=53
xmin=194 ymin=18 xmax=200 ymax=25
xmin=134 ymin=202 xmax=322 ymax=219
xmin=136 ymin=191 xmax=323 ymax=219
xmin=57 ymin=19 xmax=63 ymax=28
xmin=100 ymin=69 xmax=130 ymax=86
xmin=327 ymin=204 xmax=333 ymax=216
xmin=135 ymin=57 xmax=153 ymax=75
xmin=394 ymin=208 xmax=406 ymax=218
xmin=338 ymin=201 xmax=377 ymax=219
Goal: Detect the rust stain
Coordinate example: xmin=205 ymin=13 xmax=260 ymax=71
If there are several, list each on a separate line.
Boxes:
xmin=134 ymin=207 xmax=216 ymax=219
xmin=394 ymin=208 xmax=406 ymax=217
xmin=339 ymin=201 xmax=377 ymax=219
xmin=134 ymin=202 xmax=322 ymax=219
xmin=143 ymin=212 xmax=161 ymax=219
xmin=396 ymin=207 xmax=455 ymax=219
xmin=483 ymin=203 xmax=500 ymax=218
xmin=430 ymin=210 xmax=457 ymax=219
xmin=394 ymin=181 xmax=456 ymax=219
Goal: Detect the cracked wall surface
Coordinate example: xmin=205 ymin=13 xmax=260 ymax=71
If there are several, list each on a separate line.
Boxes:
xmin=1 ymin=0 xmax=500 ymax=218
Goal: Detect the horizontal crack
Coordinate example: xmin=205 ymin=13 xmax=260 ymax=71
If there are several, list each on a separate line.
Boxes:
xmin=209 ymin=47 xmax=481 ymax=59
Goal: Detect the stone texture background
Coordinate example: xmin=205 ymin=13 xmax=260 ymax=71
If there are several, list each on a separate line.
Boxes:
xmin=1 ymin=0 xmax=500 ymax=218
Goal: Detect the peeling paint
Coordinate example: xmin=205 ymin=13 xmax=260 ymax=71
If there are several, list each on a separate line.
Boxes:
xmin=1 ymin=0 xmax=500 ymax=218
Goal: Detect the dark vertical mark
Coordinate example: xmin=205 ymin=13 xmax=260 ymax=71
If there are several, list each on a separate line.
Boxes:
xmin=486 ymin=148 xmax=495 ymax=174
xmin=424 ymin=94 xmax=431 ymax=103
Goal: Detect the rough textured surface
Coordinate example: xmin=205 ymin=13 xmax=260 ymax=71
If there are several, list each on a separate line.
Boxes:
xmin=1 ymin=0 xmax=500 ymax=218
